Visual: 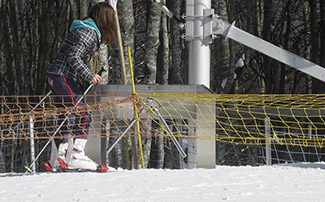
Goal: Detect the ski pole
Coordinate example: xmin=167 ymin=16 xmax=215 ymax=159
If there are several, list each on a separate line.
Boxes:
xmin=106 ymin=118 xmax=137 ymax=154
xmin=106 ymin=106 xmax=146 ymax=154
xmin=26 ymin=83 xmax=94 ymax=171
xmin=145 ymin=98 xmax=187 ymax=158
xmin=152 ymin=107 xmax=187 ymax=158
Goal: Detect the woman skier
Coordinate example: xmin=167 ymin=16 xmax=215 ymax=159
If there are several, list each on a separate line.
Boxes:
xmin=47 ymin=2 xmax=116 ymax=171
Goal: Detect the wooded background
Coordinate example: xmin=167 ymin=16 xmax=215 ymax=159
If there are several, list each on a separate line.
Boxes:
xmin=1 ymin=0 xmax=325 ymax=95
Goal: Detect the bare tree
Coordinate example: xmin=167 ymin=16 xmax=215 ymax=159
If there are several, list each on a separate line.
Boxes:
xmin=157 ymin=3 xmax=169 ymax=85
xmin=211 ymin=0 xmax=230 ymax=93
xmin=145 ymin=1 xmax=161 ymax=84
xmin=169 ymin=0 xmax=184 ymax=84
xmin=308 ymin=0 xmax=323 ymax=93
xmin=110 ymin=0 xmax=133 ymax=84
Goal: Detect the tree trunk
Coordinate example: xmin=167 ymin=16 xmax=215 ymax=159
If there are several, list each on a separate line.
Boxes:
xmin=212 ymin=0 xmax=230 ymax=93
xmin=227 ymin=0 xmax=239 ymax=93
xmin=140 ymin=119 xmax=152 ymax=168
xmin=155 ymin=3 xmax=169 ymax=167
xmin=110 ymin=0 xmax=133 ymax=84
xmin=155 ymin=128 xmax=164 ymax=168
xmin=69 ymin=0 xmax=79 ymax=19
xmin=169 ymin=0 xmax=183 ymax=84
xmin=308 ymin=0 xmax=322 ymax=93
xmin=80 ymin=0 xmax=89 ymax=19
xmin=262 ymin=0 xmax=275 ymax=93
xmin=118 ymin=0 xmax=133 ymax=84
xmin=157 ymin=9 xmax=169 ymax=85
xmin=320 ymin=0 xmax=325 ymax=70
xmin=145 ymin=1 xmax=161 ymax=84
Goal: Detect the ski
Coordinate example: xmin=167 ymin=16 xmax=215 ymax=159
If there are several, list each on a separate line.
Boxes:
xmin=0 ymin=160 xmax=116 ymax=178
xmin=0 ymin=172 xmax=42 ymax=177
xmin=42 ymin=159 xmax=116 ymax=173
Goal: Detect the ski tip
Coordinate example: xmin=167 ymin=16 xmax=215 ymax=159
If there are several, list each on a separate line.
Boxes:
xmin=97 ymin=165 xmax=109 ymax=172
xmin=24 ymin=166 xmax=33 ymax=173
xmin=41 ymin=161 xmax=53 ymax=172
xmin=92 ymin=165 xmax=117 ymax=172
xmin=57 ymin=158 xmax=68 ymax=169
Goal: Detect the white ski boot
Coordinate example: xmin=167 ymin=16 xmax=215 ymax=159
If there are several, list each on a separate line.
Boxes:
xmin=58 ymin=142 xmax=68 ymax=161
xmin=54 ymin=142 xmax=68 ymax=170
xmin=68 ymin=139 xmax=98 ymax=170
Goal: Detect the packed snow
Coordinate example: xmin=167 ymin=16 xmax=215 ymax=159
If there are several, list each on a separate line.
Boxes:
xmin=1 ymin=163 xmax=325 ymax=202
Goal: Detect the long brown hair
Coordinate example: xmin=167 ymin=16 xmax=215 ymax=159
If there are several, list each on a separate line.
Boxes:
xmin=89 ymin=2 xmax=116 ymax=46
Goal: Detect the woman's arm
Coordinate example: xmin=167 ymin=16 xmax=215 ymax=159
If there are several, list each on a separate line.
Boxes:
xmin=67 ymin=28 xmax=99 ymax=83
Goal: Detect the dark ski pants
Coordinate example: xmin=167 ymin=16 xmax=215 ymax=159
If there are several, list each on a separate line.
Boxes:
xmin=48 ymin=74 xmax=91 ymax=143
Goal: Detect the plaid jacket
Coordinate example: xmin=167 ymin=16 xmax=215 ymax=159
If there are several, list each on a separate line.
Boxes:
xmin=48 ymin=28 xmax=99 ymax=82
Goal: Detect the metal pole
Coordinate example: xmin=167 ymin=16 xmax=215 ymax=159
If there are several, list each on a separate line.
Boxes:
xmin=188 ymin=0 xmax=211 ymax=87
xmin=29 ymin=116 xmax=36 ymax=172
xmin=186 ymin=0 xmax=215 ymax=170
xmin=265 ymin=117 xmax=272 ymax=165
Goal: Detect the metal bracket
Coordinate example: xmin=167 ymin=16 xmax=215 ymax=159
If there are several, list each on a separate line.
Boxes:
xmin=224 ymin=21 xmax=236 ymax=41
xmin=184 ymin=8 xmax=217 ymax=44
xmin=203 ymin=9 xmax=215 ymax=44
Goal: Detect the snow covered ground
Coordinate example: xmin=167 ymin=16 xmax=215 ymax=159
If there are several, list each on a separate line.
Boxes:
xmin=1 ymin=163 xmax=325 ymax=202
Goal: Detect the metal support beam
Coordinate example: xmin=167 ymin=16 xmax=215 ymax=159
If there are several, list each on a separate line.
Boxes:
xmin=205 ymin=14 xmax=325 ymax=82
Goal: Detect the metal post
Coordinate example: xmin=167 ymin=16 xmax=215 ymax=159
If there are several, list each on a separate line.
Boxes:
xmin=265 ymin=117 xmax=272 ymax=165
xmin=29 ymin=116 xmax=36 ymax=172
xmin=186 ymin=0 xmax=215 ymax=169
xmin=188 ymin=0 xmax=211 ymax=87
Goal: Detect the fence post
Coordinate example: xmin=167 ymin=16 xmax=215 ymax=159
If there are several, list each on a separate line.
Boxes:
xmin=29 ymin=115 xmax=36 ymax=172
xmin=265 ymin=117 xmax=272 ymax=165
xmin=0 ymin=141 xmax=5 ymax=172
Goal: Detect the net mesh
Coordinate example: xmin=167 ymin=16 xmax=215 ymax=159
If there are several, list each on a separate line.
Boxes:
xmin=1 ymin=93 xmax=325 ymax=145
xmin=138 ymin=93 xmax=325 ymax=147
xmin=1 ymin=92 xmax=325 ymax=172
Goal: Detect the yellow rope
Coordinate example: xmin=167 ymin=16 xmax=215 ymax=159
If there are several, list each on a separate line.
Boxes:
xmin=93 ymin=52 xmax=99 ymax=73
